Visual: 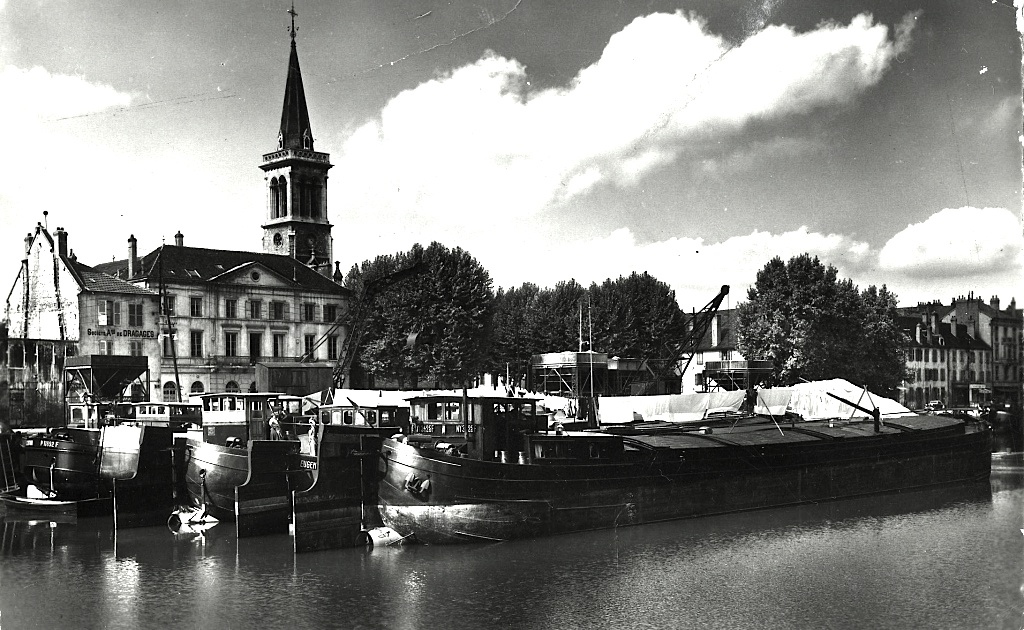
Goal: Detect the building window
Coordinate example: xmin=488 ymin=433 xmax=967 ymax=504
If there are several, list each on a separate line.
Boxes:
xmin=327 ymin=335 xmax=339 ymax=360
xmin=190 ymin=381 xmax=205 ymax=395
xmin=129 ymin=340 xmax=144 ymax=356
xmin=162 ymin=333 xmax=175 ymax=357
xmin=324 ymin=304 xmax=337 ymax=323
xmin=99 ymin=340 xmax=114 ymax=355
xmin=225 ymin=332 xmax=238 ymax=357
xmin=249 ymin=300 xmax=262 ymax=319
xmin=304 ymin=334 xmax=316 ymax=359
xmin=98 ymin=300 xmax=121 ymax=326
xmin=190 ymin=331 xmax=203 ymax=358
xmin=128 ymin=303 xmax=144 ymax=327
xmin=273 ymin=334 xmax=285 ymax=358
xmin=270 ymin=301 xmax=286 ymax=320
xmin=249 ymin=333 xmax=262 ymax=359
xmin=225 ymin=299 xmax=237 ymax=318
xmin=163 ymin=295 xmax=176 ymax=316
xmin=302 ymin=303 xmax=316 ymax=322
xmin=225 ymin=381 xmax=240 ymax=393
xmin=163 ymin=382 xmax=178 ymax=402
xmin=190 ymin=297 xmax=203 ymax=317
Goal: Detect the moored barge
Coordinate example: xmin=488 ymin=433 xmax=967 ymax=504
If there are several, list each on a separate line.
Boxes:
xmin=377 ymin=392 xmax=992 ymax=544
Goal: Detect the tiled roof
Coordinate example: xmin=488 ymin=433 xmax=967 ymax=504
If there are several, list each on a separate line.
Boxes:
xmin=68 ymin=259 xmax=157 ymax=296
xmin=94 ymin=245 xmax=349 ymax=295
xmin=896 ymin=315 xmax=990 ymax=350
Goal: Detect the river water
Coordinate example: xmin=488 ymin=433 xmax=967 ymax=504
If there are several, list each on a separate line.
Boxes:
xmin=2 ymin=453 xmax=1022 ymax=630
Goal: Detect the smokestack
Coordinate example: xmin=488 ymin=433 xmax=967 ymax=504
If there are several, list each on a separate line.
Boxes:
xmin=990 ymin=295 xmax=1000 ymax=311
xmin=174 ymin=231 xmax=184 ymax=247
xmin=128 ymin=234 xmax=138 ymax=278
xmin=55 ymin=227 xmax=68 ymax=259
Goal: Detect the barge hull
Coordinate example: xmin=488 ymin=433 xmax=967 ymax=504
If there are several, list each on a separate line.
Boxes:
xmin=379 ymin=422 xmax=992 ymax=544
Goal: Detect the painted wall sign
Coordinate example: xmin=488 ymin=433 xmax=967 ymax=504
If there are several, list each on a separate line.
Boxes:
xmin=86 ymin=328 xmax=157 ymax=338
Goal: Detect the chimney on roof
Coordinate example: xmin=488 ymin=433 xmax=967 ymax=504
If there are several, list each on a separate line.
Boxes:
xmin=915 ymin=323 xmax=922 ymax=344
xmin=128 ymin=234 xmax=138 ymax=278
xmin=930 ymin=311 xmax=938 ymax=335
xmin=990 ymin=295 xmax=1000 ymax=311
xmin=175 ymin=231 xmax=184 ymax=247
xmin=333 ymin=261 xmax=344 ymax=282
xmin=1010 ymin=298 xmax=1017 ymax=311
xmin=55 ymin=227 xmax=68 ymax=259
xmin=24 ymin=232 xmax=33 ymax=258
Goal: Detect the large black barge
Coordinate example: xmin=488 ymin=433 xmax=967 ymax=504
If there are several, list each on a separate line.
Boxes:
xmin=377 ymin=393 xmax=992 ymax=544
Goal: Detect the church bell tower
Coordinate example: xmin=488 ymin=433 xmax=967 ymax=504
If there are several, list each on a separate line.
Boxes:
xmin=261 ymin=4 xmax=333 ymax=273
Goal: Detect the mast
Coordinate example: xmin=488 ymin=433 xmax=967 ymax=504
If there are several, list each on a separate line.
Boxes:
xmin=158 ymin=246 xmax=182 ymax=401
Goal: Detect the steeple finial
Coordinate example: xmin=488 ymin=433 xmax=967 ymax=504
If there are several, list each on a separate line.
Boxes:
xmin=287 ymin=2 xmax=298 ymax=42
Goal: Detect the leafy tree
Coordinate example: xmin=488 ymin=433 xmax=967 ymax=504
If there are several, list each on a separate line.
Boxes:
xmin=487 ymin=283 xmax=542 ymax=387
xmin=589 ymin=272 xmax=687 ymax=360
xmin=345 ymin=242 xmax=493 ymax=388
xmin=737 ymin=254 xmax=907 ymax=395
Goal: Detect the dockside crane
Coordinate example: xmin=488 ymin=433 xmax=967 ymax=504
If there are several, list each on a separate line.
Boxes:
xmin=303 ymin=259 xmax=427 ymax=394
xmin=627 ymin=284 xmax=730 ymax=395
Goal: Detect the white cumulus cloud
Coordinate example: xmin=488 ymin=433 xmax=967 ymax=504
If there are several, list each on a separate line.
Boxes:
xmin=336 ymin=11 xmax=917 ymax=225
xmin=878 ymin=206 xmax=1024 ymax=278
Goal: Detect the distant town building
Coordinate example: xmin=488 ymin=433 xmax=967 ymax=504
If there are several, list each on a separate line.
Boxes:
xmin=680 ymin=309 xmax=772 ymax=394
xmin=895 ymin=308 xmax=991 ymax=410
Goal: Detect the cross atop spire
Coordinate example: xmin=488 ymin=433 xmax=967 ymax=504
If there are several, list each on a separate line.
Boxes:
xmin=287 ymin=2 xmax=298 ymax=42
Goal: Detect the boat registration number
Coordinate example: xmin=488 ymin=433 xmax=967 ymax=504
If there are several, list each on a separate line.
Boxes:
xmin=299 ymin=460 xmax=317 ymax=470
xmin=40 ymin=440 xmax=59 ymax=448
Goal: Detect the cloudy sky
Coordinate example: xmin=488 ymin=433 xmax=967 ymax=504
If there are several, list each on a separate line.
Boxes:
xmin=1 ymin=0 xmax=1021 ymax=310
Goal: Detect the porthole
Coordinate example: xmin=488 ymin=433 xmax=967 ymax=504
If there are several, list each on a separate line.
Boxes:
xmin=251 ymin=271 xmax=261 ymax=281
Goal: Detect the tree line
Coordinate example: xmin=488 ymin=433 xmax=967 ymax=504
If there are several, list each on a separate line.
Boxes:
xmin=344 ymin=244 xmax=907 ymax=395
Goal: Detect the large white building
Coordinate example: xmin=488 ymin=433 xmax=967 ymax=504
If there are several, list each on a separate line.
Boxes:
xmin=1 ymin=19 xmax=351 ymax=425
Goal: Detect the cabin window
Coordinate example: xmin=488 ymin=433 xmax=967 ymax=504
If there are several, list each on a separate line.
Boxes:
xmin=190 ymin=381 xmax=205 ymax=395
xmin=163 ymin=382 xmax=178 ymax=402
xmin=343 ymin=410 xmax=354 ymax=425
xmin=225 ymin=381 xmax=240 ymax=393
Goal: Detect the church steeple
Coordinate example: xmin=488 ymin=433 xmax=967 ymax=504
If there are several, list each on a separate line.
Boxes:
xmin=278 ymin=3 xmax=313 ymax=152
xmin=261 ymin=2 xmax=334 ymax=275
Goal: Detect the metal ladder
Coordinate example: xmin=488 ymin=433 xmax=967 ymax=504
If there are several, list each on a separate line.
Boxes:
xmin=0 ymin=436 xmax=18 ymax=493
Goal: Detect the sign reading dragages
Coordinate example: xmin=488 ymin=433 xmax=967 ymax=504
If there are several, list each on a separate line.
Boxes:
xmin=86 ymin=328 xmax=157 ymax=338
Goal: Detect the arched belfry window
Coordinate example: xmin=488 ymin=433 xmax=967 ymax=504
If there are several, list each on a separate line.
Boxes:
xmin=276 ymin=177 xmax=288 ymax=217
xmin=302 ymin=131 xmax=311 ymax=150
xmin=278 ymin=132 xmax=284 ymax=150
xmin=270 ymin=177 xmax=280 ymax=218
xmin=298 ymin=178 xmax=309 ymax=217
xmin=310 ymin=180 xmax=321 ymax=219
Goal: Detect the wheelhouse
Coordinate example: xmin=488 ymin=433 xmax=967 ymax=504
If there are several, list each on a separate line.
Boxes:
xmin=406 ymin=393 xmax=546 ymax=461
xmin=130 ymin=402 xmax=203 ymax=429
xmin=198 ymin=392 xmax=306 ymax=446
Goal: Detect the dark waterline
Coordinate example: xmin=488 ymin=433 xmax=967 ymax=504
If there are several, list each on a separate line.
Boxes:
xmin=2 ymin=463 xmax=1022 ymax=630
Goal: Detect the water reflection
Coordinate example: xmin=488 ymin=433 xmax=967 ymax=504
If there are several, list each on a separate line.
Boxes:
xmin=1 ymin=469 xmax=1021 ymax=630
